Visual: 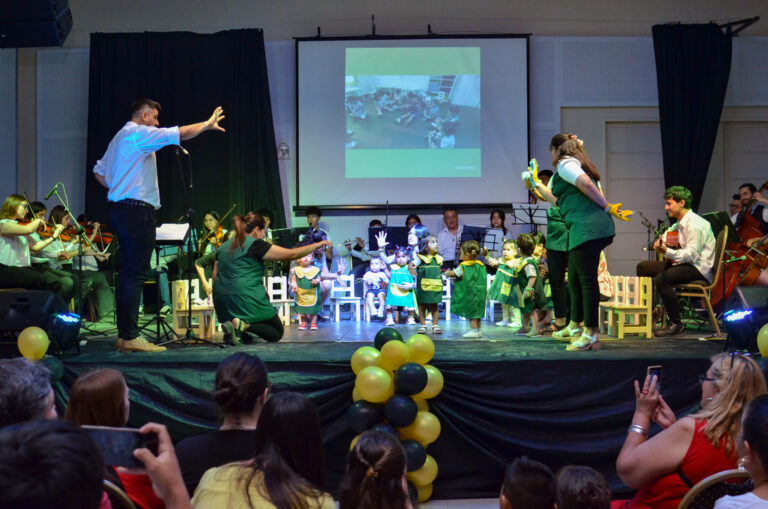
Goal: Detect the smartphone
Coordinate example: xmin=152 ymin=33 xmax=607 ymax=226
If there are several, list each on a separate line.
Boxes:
xmin=82 ymin=425 xmax=159 ymax=468
xmin=646 ymin=365 xmax=663 ymax=393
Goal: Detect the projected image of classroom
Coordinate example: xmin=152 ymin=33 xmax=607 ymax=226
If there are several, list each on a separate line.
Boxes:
xmin=344 ymin=75 xmax=480 ymax=150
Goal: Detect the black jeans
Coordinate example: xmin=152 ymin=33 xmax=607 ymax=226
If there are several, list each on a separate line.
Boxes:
xmin=247 ymin=314 xmax=285 ymax=343
xmin=636 ymin=261 xmax=705 ymax=324
xmin=547 ymin=249 xmax=569 ymax=320
xmin=0 ymin=264 xmax=74 ymax=301
xmin=62 ymin=265 xmax=113 ymax=319
xmin=568 ymin=237 xmax=611 ymax=328
xmin=110 ymin=202 xmax=155 ymax=340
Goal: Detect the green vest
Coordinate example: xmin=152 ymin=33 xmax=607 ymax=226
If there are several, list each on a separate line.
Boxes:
xmin=551 ymin=171 xmax=615 ymax=249
xmin=213 ymin=237 xmax=275 ymax=323
xmin=451 ymin=260 xmax=487 ymax=319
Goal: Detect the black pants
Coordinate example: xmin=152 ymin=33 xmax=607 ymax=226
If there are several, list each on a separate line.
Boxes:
xmin=0 ymin=263 xmax=75 ymax=301
xmin=568 ymin=237 xmax=611 ymax=328
xmin=62 ymin=265 xmax=114 ymax=319
xmin=547 ymin=249 xmax=569 ymax=320
xmin=636 ymin=261 xmax=705 ymax=324
xmin=110 ymin=202 xmax=155 ymax=340
xmin=247 ymin=314 xmax=284 ymax=343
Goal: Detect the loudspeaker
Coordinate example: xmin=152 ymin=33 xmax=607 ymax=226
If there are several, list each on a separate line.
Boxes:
xmin=0 ymin=0 xmax=72 ymax=48
xmin=0 ymin=290 xmax=68 ymax=339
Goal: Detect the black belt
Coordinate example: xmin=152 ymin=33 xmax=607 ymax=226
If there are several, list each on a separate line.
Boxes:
xmin=114 ymin=198 xmax=154 ymax=209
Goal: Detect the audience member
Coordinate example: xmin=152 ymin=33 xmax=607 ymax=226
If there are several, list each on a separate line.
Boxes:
xmin=405 ymin=214 xmax=422 ymax=230
xmin=301 ymin=206 xmax=334 ymax=311
xmin=346 ymin=219 xmax=383 ymax=279
xmin=437 ymin=206 xmax=462 ymax=269
xmin=0 ymin=358 xmax=56 ymax=428
xmin=191 ymin=392 xmax=333 ymax=508
xmin=65 ymin=367 xmax=164 ymax=509
xmin=500 ymin=456 xmax=557 ymax=509
xmin=615 ymin=352 xmax=767 ymax=509
xmin=556 ymin=465 xmax=610 ymax=509
xmin=0 ymin=419 xmax=105 ymax=509
xmin=176 ymin=353 xmax=269 ymax=494
xmin=338 ymin=430 xmax=413 ymax=509
xmin=714 ymin=394 xmax=768 ymax=508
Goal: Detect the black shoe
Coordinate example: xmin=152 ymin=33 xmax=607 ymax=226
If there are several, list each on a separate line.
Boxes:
xmin=654 ymin=322 xmax=685 ymax=337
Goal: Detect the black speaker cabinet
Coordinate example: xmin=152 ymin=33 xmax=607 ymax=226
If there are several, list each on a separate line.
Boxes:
xmin=0 ymin=0 xmax=72 ymax=48
xmin=0 ymin=290 xmax=68 ymax=338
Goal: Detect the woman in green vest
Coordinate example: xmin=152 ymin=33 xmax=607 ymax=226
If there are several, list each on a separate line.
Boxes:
xmin=526 ymin=134 xmax=632 ymax=351
xmin=214 ymin=212 xmax=331 ymax=344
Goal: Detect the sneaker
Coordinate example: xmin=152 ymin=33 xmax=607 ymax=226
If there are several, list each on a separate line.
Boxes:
xmin=463 ymin=329 xmax=482 ymax=339
xmin=116 ymin=337 xmax=166 ymax=353
xmin=495 ymin=320 xmax=511 ymax=326
xmin=298 ymin=322 xmax=307 ymax=331
xmin=406 ymin=317 xmax=417 ymax=325
xmin=221 ymin=321 xmax=241 ymax=346
xmin=310 ymin=322 xmax=318 ymax=331
xmin=159 ymin=305 xmax=171 ymax=316
xmin=385 ymin=317 xmax=395 ymax=326
xmin=654 ymin=322 xmax=685 ymax=337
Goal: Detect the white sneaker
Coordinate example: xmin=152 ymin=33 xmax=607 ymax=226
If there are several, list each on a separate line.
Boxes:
xmin=495 ymin=320 xmax=510 ymax=326
xmin=406 ymin=317 xmax=417 ymax=325
xmin=385 ymin=317 xmax=395 ymax=326
xmin=463 ymin=329 xmax=482 ymax=339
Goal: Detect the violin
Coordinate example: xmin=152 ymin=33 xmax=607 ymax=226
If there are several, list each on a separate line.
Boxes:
xmin=198 ymin=203 xmax=236 ymax=252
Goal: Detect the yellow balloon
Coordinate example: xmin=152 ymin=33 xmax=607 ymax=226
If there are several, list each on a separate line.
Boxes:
xmin=355 ymin=366 xmax=394 ymax=403
xmin=413 ymin=397 xmax=429 ymax=412
xmin=350 ymin=433 xmax=362 ymax=451
xmin=352 ymin=387 xmax=362 ymax=401
xmin=416 ymin=483 xmax=433 ymax=503
xmin=407 ymin=455 xmax=438 ymax=486
xmin=377 ymin=340 xmax=410 ymax=372
xmin=406 ymin=334 xmax=435 ymax=365
xmin=351 ymin=346 xmax=381 ymax=375
xmin=399 ymin=411 xmax=441 ymax=445
xmin=757 ymin=324 xmax=768 ymax=357
xmin=17 ymin=326 xmax=50 ymax=361
xmin=414 ymin=365 xmax=444 ymax=400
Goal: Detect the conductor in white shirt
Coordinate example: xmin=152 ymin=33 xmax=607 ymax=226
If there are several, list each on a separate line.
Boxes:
xmin=93 ymin=98 xmax=225 ymax=353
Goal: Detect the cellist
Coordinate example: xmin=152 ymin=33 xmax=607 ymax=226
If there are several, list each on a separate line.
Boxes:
xmin=734 ymin=182 xmax=768 ymax=245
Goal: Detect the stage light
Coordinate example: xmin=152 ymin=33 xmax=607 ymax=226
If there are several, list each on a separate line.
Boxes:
xmin=48 ymin=313 xmax=82 ymax=353
xmin=723 ymin=308 xmax=756 ymax=351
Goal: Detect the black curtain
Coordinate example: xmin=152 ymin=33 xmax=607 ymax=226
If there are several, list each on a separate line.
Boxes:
xmin=85 ymin=29 xmax=285 ymax=230
xmin=652 ymin=23 xmax=731 ymax=211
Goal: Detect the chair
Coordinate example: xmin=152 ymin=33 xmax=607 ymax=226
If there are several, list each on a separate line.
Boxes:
xmin=331 ymin=274 xmax=361 ymax=321
xmin=441 ymin=274 xmax=452 ymax=320
xmin=485 ymin=273 xmax=497 ymax=321
xmin=677 ymin=468 xmax=751 ymax=509
xmin=103 ymin=479 xmax=137 ymax=509
xmin=672 ymin=226 xmax=729 ymax=336
xmin=266 ymin=275 xmax=294 ymax=326
xmin=171 ymin=280 xmax=216 ymax=339
xmin=599 ymin=276 xmax=653 ymax=339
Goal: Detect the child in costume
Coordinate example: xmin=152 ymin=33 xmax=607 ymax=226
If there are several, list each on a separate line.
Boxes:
xmin=513 ymin=233 xmax=548 ymax=337
xmin=363 ymin=257 xmax=389 ymax=319
xmin=291 ymin=252 xmax=322 ymax=330
xmin=486 ymin=238 xmax=522 ymax=328
xmin=446 ymin=240 xmax=488 ymax=338
xmin=383 ymin=245 xmax=417 ymax=326
xmin=413 ymin=233 xmax=443 ymax=335
xmin=532 ymin=232 xmax=552 ymax=330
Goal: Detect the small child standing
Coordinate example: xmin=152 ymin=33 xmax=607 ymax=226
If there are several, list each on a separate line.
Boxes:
xmin=486 ymin=239 xmax=522 ymax=328
xmin=446 ymin=240 xmax=488 ymax=338
xmin=363 ymin=257 xmax=389 ymax=319
xmin=413 ymin=234 xmax=443 ymax=335
xmin=291 ymin=252 xmax=322 ymax=330
xmin=384 ymin=246 xmax=417 ymax=326
xmin=513 ymin=233 xmax=547 ymax=337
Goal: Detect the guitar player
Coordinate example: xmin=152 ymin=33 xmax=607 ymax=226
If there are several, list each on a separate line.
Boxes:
xmin=636 ymin=186 xmax=717 ymax=337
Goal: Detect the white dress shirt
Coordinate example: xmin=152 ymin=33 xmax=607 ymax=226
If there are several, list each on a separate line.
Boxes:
xmin=664 ymin=210 xmax=716 ymax=282
xmin=93 ymin=121 xmax=181 ymax=209
xmin=437 ymin=225 xmax=462 ymax=263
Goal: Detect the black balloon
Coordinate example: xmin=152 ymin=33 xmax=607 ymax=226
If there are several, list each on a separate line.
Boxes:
xmin=346 ymin=401 xmax=383 ymax=433
xmin=402 ymin=439 xmax=427 ymax=472
xmin=371 ymin=422 xmax=399 ymax=437
xmin=374 ymin=327 xmax=404 ymax=350
xmin=383 ymin=394 xmax=418 ymax=428
xmin=394 ymin=362 xmax=428 ymax=395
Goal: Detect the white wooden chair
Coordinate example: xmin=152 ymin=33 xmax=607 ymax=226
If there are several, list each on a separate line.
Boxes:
xmin=441 ymin=274 xmax=452 ymax=320
xmin=331 ymin=274 xmax=361 ymax=322
xmin=599 ymin=276 xmax=653 ymax=339
xmin=266 ymin=276 xmax=294 ymax=326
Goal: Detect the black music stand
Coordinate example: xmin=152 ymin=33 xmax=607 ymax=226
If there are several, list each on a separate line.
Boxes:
xmin=369 ymin=226 xmax=408 ymax=252
xmin=511 ymin=202 xmax=548 ymax=233
xmin=702 ymin=211 xmax=740 ymax=340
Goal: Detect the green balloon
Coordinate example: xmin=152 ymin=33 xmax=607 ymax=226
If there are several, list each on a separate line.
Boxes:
xmin=41 ymin=355 xmax=64 ymax=382
xmin=375 ymin=327 xmax=404 ymax=350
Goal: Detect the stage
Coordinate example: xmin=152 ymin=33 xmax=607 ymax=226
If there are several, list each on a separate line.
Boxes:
xmin=59 ymin=317 xmax=727 ymax=499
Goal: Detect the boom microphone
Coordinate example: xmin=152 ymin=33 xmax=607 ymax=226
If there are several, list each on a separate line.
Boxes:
xmin=44 ymin=183 xmax=60 ymax=200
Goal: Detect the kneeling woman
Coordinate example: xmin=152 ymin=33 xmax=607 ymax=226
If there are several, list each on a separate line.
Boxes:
xmin=214 ymin=211 xmax=331 ymax=344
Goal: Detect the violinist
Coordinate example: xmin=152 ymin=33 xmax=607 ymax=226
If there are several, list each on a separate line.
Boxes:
xmin=734 ymin=183 xmax=768 ymax=244
xmin=636 ymin=186 xmax=716 ymax=337
xmin=0 ymin=194 xmax=75 ymax=301
xmin=199 ymin=210 xmax=228 ymax=256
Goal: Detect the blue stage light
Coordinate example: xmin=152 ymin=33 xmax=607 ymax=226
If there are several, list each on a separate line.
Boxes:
xmin=724 ymin=309 xmax=757 ymax=351
xmin=48 ymin=313 xmax=82 ymax=353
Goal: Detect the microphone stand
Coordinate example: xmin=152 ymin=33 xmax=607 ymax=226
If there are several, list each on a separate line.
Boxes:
xmin=159 ymin=147 xmax=222 ymax=348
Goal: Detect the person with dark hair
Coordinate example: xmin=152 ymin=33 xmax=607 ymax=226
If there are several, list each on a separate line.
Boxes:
xmin=0 ymin=420 xmax=106 ymax=509
xmin=500 ymin=456 xmax=557 ymax=509
xmin=527 ymin=134 xmax=631 ymax=350
xmin=343 ymin=219 xmax=383 ymax=280
xmin=446 ymin=240 xmax=487 ymax=338
xmin=556 ymin=465 xmax=610 ymax=509
xmin=513 ymin=233 xmax=547 ymax=337
xmin=176 ymin=353 xmax=270 ymax=495
xmin=489 ymin=209 xmax=511 ymax=239
xmin=734 ymin=182 xmax=768 ymax=240
xmin=93 ymin=98 xmax=226 ymax=353
xmin=0 ymin=358 xmax=56 ymax=428
xmin=214 ymin=212 xmax=331 ymax=344
xmin=199 ymin=210 xmax=226 ymax=255
xmin=413 ymin=230 xmax=444 ymax=335
xmin=405 ymin=214 xmax=421 ymax=230
xmin=301 ymin=206 xmax=334 ymax=311
xmin=714 ymin=394 xmax=768 ymax=508
xmin=636 ymin=185 xmax=716 ymax=337
xmin=437 ymin=206 xmax=462 ymax=269
xmin=191 ymin=392 xmax=334 ymax=509
xmin=338 ymin=430 xmax=412 ymax=509
xmin=729 ymin=193 xmax=744 ymax=221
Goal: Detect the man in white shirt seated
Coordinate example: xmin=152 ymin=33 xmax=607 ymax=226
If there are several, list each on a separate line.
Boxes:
xmin=437 ymin=206 xmax=462 ymax=270
xmin=636 ymin=186 xmax=716 ymax=337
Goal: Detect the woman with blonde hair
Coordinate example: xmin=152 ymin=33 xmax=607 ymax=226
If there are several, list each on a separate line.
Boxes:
xmin=615 ymin=352 xmax=767 ymax=509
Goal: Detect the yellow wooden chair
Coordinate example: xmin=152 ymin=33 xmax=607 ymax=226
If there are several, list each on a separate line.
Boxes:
xmin=677 ymin=468 xmax=751 ymax=509
xmin=599 ymin=276 xmax=653 ymax=339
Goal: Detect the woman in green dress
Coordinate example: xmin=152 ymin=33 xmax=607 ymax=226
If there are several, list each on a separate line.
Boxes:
xmin=213 ymin=212 xmax=331 ymax=344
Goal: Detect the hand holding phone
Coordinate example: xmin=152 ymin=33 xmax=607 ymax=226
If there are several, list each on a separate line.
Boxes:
xmin=83 ymin=426 xmax=159 ymax=468
xmin=646 ymin=365 xmax=662 ymax=393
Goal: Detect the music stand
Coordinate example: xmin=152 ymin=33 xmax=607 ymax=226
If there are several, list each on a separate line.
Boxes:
xmin=460 ymin=225 xmax=487 ymax=244
xmin=702 ymin=212 xmax=740 ymax=245
xmin=482 ymin=227 xmax=505 ymax=256
xmin=369 ymin=226 xmax=408 ymax=252
xmin=511 ymin=202 xmax=548 ymax=232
